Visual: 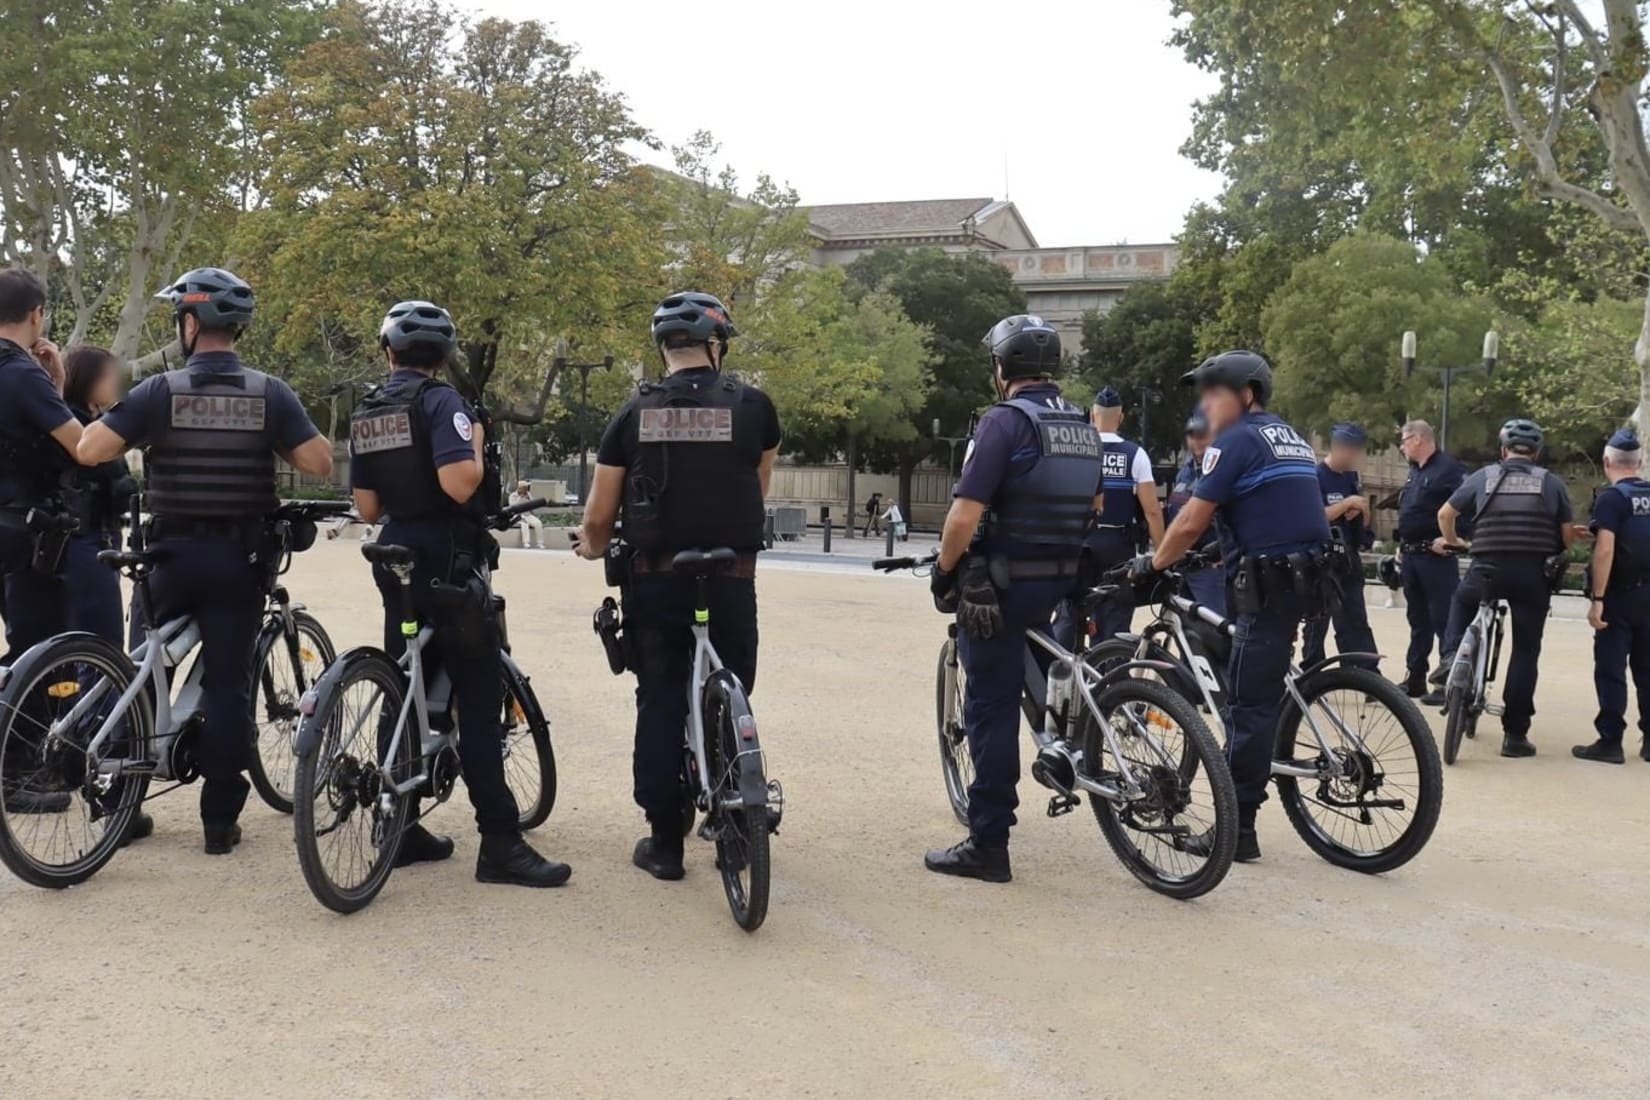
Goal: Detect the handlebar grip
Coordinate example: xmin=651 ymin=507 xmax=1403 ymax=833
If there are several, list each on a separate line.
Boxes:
xmin=872 ymin=557 xmax=918 ymax=571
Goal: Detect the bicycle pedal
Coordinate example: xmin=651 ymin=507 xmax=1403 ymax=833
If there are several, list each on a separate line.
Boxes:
xmin=1046 ymin=794 xmax=1080 ymax=818
xmin=1483 ymin=704 xmax=1505 ymax=717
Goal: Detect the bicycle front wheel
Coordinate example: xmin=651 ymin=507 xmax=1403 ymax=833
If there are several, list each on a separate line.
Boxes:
xmin=1274 ymin=666 xmax=1442 ymax=874
xmin=706 ymin=677 xmax=770 ymax=932
xmin=1080 ymin=677 xmax=1237 ymax=900
xmin=933 ymin=638 xmax=971 ymax=825
xmin=0 ymin=634 xmax=151 ymax=889
xmin=293 ymin=649 xmax=416 ymax=914
xmin=249 ymin=610 xmax=335 ymax=814
xmin=500 ymin=657 xmax=556 ymax=831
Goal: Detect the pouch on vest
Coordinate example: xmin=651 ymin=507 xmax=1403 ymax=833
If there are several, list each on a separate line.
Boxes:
xmin=430 ymin=573 xmax=499 ymax=651
xmin=594 ymin=596 xmax=627 ymax=675
xmin=25 ymin=508 xmax=74 ymax=576
xmin=1543 ymin=552 xmax=1570 ymax=595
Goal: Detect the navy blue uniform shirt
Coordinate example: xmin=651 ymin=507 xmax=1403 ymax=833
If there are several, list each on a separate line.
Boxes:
xmin=101 ymin=351 xmax=319 ymax=454
xmin=953 ymin=382 xmax=1065 ymax=504
xmin=0 ymin=338 xmax=78 ymax=505
xmin=349 ymin=369 xmax=482 ymax=492
xmin=1318 ymin=461 xmax=1367 ymax=549
xmin=1167 ymin=454 xmax=1218 ymax=550
xmin=1193 ymin=411 xmax=1331 ymax=564
xmin=1398 ymin=450 xmax=1467 ymax=542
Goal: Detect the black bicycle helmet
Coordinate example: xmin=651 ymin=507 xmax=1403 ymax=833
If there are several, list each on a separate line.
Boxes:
xmin=652 ymin=291 xmax=737 ymax=347
xmin=379 ymin=300 xmax=457 ymax=355
xmin=154 ymin=267 xmax=255 ymax=333
xmin=1181 ymin=349 xmax=1274 ymax=406
xmin=1499 ymin=417 xmax=1544 ymax=455
xmin=983 ymin=314 xmax=1061 ymax=379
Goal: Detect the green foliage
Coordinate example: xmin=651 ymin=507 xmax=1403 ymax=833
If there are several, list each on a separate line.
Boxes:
xmin=1260 ymin=233 xmax=1507 ymax=448
xmin=1500 ymin=292 xmax=1641 ymax=456
xmin=1077 ymin=282 xmax=1199 ymax=457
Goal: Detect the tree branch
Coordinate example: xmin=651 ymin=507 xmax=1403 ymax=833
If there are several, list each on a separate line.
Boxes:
xmin=1553 ymin=0 xmax=1608 ymax=69
xmin=1542 ymin=7 xmax=1567 ymax=149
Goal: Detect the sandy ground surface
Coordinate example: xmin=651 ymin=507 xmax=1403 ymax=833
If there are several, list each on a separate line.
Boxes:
xmin=2 ymin=542 xmax=1648 ymax=1099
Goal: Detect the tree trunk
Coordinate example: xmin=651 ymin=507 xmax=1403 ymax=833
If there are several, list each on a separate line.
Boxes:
xmin=1636 ymin=284 xmax=1650 ymax=436
xmin=844 ymin=429 xmax=857 ymax=540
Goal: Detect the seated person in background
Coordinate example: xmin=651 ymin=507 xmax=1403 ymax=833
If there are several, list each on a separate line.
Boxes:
xmin=508 ymin=480 xmax=543 ymax=548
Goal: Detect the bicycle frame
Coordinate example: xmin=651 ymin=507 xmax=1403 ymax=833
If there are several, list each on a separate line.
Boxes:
xmin=684 ymin=619 xmax=724 ymax=807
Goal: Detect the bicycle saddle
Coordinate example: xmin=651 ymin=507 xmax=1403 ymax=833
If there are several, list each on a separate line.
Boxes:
xmin=671 ymin=547 xmax=738 ymax=576
xmin=96 ymin=548 xmax=155 ymax=571
xmin=361 ymin=542 xmax=417 ymax=568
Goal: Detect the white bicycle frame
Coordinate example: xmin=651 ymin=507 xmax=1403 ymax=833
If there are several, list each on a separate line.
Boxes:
xmin=684 ymin=617 xmax=725 ymax=809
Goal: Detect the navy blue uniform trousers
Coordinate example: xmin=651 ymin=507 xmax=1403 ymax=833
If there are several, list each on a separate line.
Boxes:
xmin=1402 ymin=552 xmax=1459 ymax=681
xmin=148 ymin=537 xmax=263 ymax=825
xmin=1225 ymin=597 xmax=1306 ymax=807
xmin=1053 ymin=530 xmax=1134 ymax=652
xmin=64 ymin=534 xmax=123 ymax=646
xmin=1442 ymin=556 xmax=1550 ymax=740
xmin=1594 ymin=584 xmax=1650 ymax=744
xmin=624 ymin=571 xmax=759 ymax=826
xmin=372 ymin=520 xmax=519 ymax=837
xmin=960 ymin=577 xmax=1070 ymax=846
xmin=1302 ymin=560 xmax=1378 ymax=669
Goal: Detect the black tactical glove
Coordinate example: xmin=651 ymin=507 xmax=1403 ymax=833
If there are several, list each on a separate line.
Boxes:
xmin=1126 ymin=553 xmax=1159 ymax=582
xmin=957 ymin=564 xmax=1004 ymax=640
xmin=931 ymin=564 xmax=961 ymax=615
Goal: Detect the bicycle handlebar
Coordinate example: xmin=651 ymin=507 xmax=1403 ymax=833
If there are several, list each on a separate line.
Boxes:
xmin=873 ymin=550 xmax=940 ymax=573
xmin=491 ymin=497 xmax=549 ymax=531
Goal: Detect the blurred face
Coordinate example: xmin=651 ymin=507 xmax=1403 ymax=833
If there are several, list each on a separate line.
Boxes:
xmin=1328 ymin=440 xmax=1362 ymax=471
xmin=1200 ymin=386 xmax=1243 ymax=432
xmin=90 ymin=358 xmax=120 ymax=409
xmin=1185 ymin=430 xmax=1210 ymax=458
xmin=25 ymin=305 xmax=46 ymax=345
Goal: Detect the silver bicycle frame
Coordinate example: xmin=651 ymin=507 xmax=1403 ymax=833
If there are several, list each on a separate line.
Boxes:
xmin=358 ymin=624 xmax=450 ymax=799
xmin=685 ymin=620 xmax=725 ymax=808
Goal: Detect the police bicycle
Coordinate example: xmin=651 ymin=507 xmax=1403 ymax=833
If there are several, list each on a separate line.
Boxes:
xmin=593 ymin=545 xmax=785 ymax=932
xmin=874 ymin=551 xmax=1239 ymax=900
xmin=246 ymin=500 xmax=353 ymax=812
xmin=290 ymin=498 xmax=557 ymax=914
xmin=1439 ymin=558 xmax=1508 ymax=766
xmin=1087 ymin=554 xmax=1442 ymax=874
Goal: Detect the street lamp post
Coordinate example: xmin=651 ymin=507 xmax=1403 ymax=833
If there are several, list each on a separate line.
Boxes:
xmin=932 ymin=418 xmax=969 ymax=483
xmin=1401 ymin=330 xmax=1499 ymax=453
xmin=555 ymin=353 xmax=615 ymax=501
xmin=1138 ymin=386 xmax=1160 ymax=458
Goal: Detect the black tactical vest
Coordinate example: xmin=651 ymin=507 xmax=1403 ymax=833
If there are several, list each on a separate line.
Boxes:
xmin=982 ymin=396 xmax=1103 ymax=560
xmin=348 ymin=374 xmax=452 ymax=522
xmin=1470 ymin=461 xmax=1563 ymax=557
xmin=1097 ymin=436 xmax=1144 ymax=530
xmin=0 ymin=345 xmax=75 ymax=508
xmin=146 ymin=369 xmax=278 ymax=518
xmin=1605 ymin=478 xmax=1650 ymax=590
xmin=622 ymin=372 xmax=764 ymax=554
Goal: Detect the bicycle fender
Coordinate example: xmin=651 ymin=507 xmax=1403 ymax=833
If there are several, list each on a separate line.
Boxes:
xmin=0 ymin=632 xmax=132 ymax=695
xmin=293 ymin=645 xmax=388 ymax=758
xmin=703 ymin=669 xmax=767 ymax=809
xmin=1298 ymin=652 xmax=1383 ymax=677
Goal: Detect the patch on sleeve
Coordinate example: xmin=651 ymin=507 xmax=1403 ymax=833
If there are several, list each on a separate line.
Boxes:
xmin=452 ymin=412 xmax=473 ymax=442
xmin=1202 ymin=447 xmax=1221 ymax=475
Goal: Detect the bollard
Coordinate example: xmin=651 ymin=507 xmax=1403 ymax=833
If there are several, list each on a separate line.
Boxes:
xmin=821 ymin=506 xmax=832 ymax=554
xmin=885 ymin=525 xmax=895 ymax=557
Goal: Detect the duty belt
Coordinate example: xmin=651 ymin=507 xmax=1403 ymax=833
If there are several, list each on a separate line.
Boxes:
xmin=149 ymin=515 xmax=262 ymax=541
xmin=1399 ymin=541 xmax=1436 ymax=554
xmin=631 ymin=551 xmax=758 ymax=580
xmin=997 ymin=558 xmax=1080 ymax=581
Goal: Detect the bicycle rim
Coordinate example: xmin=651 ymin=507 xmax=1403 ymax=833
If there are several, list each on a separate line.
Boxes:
xmin=933 ymin=642 xmax=971 ymax=826
xmin=500 ymin=662 xmax=555 ymax=831
xmin=294 ymin=655 xmax=413 ymax=913
xmin=709 ymin=694 xmax=770 ymax=931
xmin=0 ymin=639 xmax=151 ymax=888
xmin=251 ymin=615 xmax=332 ymax=813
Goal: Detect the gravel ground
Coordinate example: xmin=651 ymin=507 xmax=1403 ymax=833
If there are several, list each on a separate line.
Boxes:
xmin=1 ymin=541 xmax=1647 ymax=1098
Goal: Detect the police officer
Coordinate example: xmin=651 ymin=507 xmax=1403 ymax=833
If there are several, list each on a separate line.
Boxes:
xmin=1054 ymin=385 xmax=1163 ymax=647
xmin=1166 ymin=410 xmax=1225 ymax=613
xmin=79 ymin=267 xmax=334 ymax=853
xmin=922 ymin=314 xmax=1102 ymax=882
xmin=1301 ymin=423 xmax=1378 ymax=669
xmin=1434 ymin=418 xmax=1574 ymax=757
xmin=574 ymin=291 xmax=781 ymax=882
xmin=1576 ymin=430 xmax=1650 ymax=764
xmin=0 ymin=267 xmax=86 ymax=815
xmin=1137 ymin=350 xmax=1332 ymax=863
xmin=350 ymin=300 xmax=570 ymax=887
xmin=1396 ymin=420 xmax=1467 ymax=696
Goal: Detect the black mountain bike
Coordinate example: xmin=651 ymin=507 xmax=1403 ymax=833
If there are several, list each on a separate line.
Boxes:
xmin=1089 ymin=555 xmax=1442 ymax=874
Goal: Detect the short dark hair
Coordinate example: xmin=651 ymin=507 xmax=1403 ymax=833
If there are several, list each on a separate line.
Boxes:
xmin=391 ymin=344 xmax=447 ymax=370
xmin=0 ymin=268 xmax=47 ymax=325
xmin=63 ymin=345 xmax=118 ymax=410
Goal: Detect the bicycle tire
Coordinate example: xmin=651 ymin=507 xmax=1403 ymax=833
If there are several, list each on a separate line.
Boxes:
xmin=1442 ymin=685 xmax=1467 ymax=766
xmin=1441 ymin=626 xmax=1479 ymax=767
xmin=1086 ymin=637 xmax=1204 ymax=710
xmin=933 ymin=640 xmax=970 ymax=826
xmin=293 ymin=649 xmax=414 ymax=914
xmin=1274 ymin=666 xmax=1442 ymax=874
xmin=249 ymin=610 xmax=335 ymax=814
xmin=706 ymin=679 xmax=770 ymax=932
xmin=500 ymin=656 xmax=556 ymax=831
xmin=0 ymin=634 xmax=152 ymax=889
xmin=1081 ymin=677 xmax=1237 ymax=900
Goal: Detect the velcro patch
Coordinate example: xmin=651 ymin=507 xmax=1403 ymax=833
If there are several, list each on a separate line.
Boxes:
xmin=1202 ymin=447 xmax=1222 ymax=475
xmin=639 ymin=407 xmax=733 ymax=443
xmin=1634 ymin=496 xmax=1650 ymax=516
xmin=1039 ymin=420 xmax=1101 ymax=459
xmin=352 ymin=411 xmax=415 ymax=454
xmin=1258 ymin=423 xmax=1315 ymax=462
xmin=1102 ymin=452 xmax=1129 ymax=480
xmin=171 ymin=394 xmax=265 ymax=432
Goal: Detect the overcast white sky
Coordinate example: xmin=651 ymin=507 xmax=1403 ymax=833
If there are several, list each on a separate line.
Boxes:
xmin=479 ymin=0 xmax=1224 ymax=246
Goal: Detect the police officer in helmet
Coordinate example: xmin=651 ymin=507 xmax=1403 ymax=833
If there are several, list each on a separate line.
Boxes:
xmin=0 ymin=267 xmax=91 ymax=815
xmin=349 ymin=301 xmax=571 ymax=887
xmin=80 ymin=267 xmax=334 ymax=853
xmin=1134 ymin=350 xmax=1332 ymax=862
xmin=1435 ymin=418 xmax=1574 ymax=757
xmin=1166 ymin=409 xmax=1225 ymax=614
xmin=1577 ymin=430 xmax=1650 ymax=764
xmin=1302 ymin=423 xmax=1379 ymax=669
xmin=924 ymin=315 xmax=1103 ymax=882
xmin=574 ymin=291 xmax=781 ymax=881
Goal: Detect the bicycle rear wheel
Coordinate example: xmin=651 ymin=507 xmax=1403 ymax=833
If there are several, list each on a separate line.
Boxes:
xmin=500 ymin=657 xmax=556 ymax=830
xmin=293 ymin=649 xmax=416 ymax=913
xmin=933 ymin=638 xmax=971 ymax=825
xmin=1441 ymin=626 xmax=1479 ymax=766
xmin=706 ymin=678 xmax=770 ymax=932
xmin=1274 ymin=666 xmax=1442 ymax=874
xmin=249 ymin=610 xmax=335 ymax=814
xmin=0 ymin=634 xmax=151 ymax=889
xmin=1080 ymin=677 xmax=1236 ymax=900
